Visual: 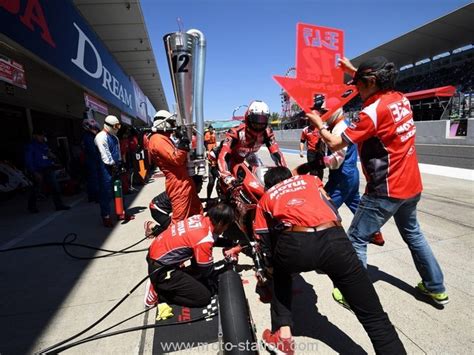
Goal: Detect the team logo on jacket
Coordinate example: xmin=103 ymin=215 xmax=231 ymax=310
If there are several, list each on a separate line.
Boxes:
xmin=286 ymin=198 xmax=305 ymax=207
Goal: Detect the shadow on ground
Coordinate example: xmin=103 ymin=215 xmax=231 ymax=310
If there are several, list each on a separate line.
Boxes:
xmin=0 ymin=184 xmax=149 ymax=354
xmin=291 ymin=275 xmax=367 ymax=354
xmin=368 ymin=265 xmax=444 ymax=310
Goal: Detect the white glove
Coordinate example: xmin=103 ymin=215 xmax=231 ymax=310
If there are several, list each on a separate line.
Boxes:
xmin=224 ymin=176 xmax=236 ymax=187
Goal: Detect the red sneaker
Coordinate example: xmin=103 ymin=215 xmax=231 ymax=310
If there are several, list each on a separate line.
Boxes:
xmin=144 ymin=279 xmax=158 ymax=308
xmin=370 ymin=231 xmax=385 ymax=246
xmin=102 ymin=216 xmax=114 ymax=228
xmin=262 ymin=329 xmax=295 ymax=355
xmin=144 ymin=221 xmax=157 ymax=238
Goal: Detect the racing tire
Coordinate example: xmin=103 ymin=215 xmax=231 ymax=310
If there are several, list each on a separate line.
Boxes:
xmin=218 ymin=270 xmax=258 ymax=354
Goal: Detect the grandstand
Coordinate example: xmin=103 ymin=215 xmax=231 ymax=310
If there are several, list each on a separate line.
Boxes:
xmin=276 ymin=3 xmax=474 ymax=169
xmin=349 ymin=3 xmax=474 ymax=122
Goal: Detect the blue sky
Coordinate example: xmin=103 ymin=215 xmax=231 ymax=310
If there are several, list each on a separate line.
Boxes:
xmin=141 ymin=0 xmax=470 ymax=121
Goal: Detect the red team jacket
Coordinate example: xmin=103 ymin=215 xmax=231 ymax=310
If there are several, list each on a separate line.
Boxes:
xmin=300 ymin=125 xmax=321 ymax=151
xmin=149 ymin=215 xmax=214 ymax=267
xmin=254 ymin=175 xmax=340 ymax=235
xmin=341 ymin=90 xmax=422 ymax=199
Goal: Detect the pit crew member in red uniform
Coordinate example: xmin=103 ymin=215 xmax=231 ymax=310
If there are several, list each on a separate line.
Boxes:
xmin=306 ymin=56 xmax=448 ymax=305
xmin=255 ymin=167 xmax=405 ymax=355
xmin=206 ymin=141 xmax=223 ymax=204
xmin=144 ymin=203 xmax=234 ymax=308
xmin=147 ymin=110 xmax=203 ymax=223
xmin=144 ymin=175 xmax=204 ymax=238
xmin=299 ymin=122 xmax=325 ymax=179
xmin=218 ymin=100 xmax=286 ymax=190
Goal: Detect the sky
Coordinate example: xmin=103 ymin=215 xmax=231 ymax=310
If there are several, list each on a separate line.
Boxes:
xmin=141 ymin=0 xmax=470 ymax=121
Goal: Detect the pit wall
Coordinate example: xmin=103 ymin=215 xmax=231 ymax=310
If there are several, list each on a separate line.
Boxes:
xmin=272 ymin=119 xmax=474 ymax=146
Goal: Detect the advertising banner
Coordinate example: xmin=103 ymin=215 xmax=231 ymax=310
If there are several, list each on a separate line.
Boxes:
xmin=131 ymin=76 xmax=147 ymax=123
xmin=146 ymin=96 xmax=156 ymax=125
xmin=0 ymin=0 xmax=137 ymax=116
xmin=84 ymin=93 xmax=108 ymax=116
xmin=0 ymin=54 xmax=27 ymax=89
xmin=120 ymin=113 xmax=132 ymax=126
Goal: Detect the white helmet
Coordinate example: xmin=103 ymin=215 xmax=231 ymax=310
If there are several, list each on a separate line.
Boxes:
xmin=154 ymin=110 xmax=173 ymax=121
xmin=104 ymin=115 xmax=121 ymax=135
xmin=245 ymin=100 xmax=270 ymax=133
xmin=247 ymin=100 xmax=270 ymax=116
xmin=152 ymin=110 xmax=176 ymax=132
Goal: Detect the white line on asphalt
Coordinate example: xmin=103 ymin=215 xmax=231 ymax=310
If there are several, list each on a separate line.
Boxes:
xmin=280 ymin=148 xmax=474 ymax=181
xmin=418 ymin=163 xmax=473 ymax=181
xmin=0 ymin=196 xmax=85 ymax=250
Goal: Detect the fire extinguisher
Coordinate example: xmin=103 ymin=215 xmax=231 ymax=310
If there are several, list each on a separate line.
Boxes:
xmin=114 ymin=178 xmax=125 ymax=219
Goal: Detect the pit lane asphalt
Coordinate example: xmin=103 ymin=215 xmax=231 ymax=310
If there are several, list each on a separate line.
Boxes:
xmin=0 ymin=149 xmax=472 ymax=354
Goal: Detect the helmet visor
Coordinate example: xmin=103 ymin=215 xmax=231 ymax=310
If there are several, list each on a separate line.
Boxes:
xmin=247 ymin=113 xmax=268 ymax=132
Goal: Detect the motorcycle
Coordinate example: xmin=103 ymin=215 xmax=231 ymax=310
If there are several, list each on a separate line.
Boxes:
xmin=218 ymin=153 xmax=273 ymax=286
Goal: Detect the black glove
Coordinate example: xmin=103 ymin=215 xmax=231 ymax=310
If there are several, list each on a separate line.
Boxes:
xmin=118 ymin=162 xmax=127 ymax=175
xmin=177 ymin=136 xmax=191 ymax=151
xmin=106 ymin=164 xmax=119 ymax=177
xmin=174 ymin=127 xmax=184 ymax=140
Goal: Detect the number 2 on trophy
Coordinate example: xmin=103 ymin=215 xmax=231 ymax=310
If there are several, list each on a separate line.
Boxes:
xmin=172 ymin=54 xmax=189 ymax=73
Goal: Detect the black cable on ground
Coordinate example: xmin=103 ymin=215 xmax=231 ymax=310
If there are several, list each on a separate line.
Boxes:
xmin=67 ymin=306 xmax=154 ymax=348
xmin=37 ymin=272 xmax=153 ymax=354
xmin=38 ymin=264 xmax=226 ymax=354
xmin=0 ymin=233 xmax=148 ymax=260
xmin=61 ymin=233 xmax=148 ymax=260
xmin=46 ymin=313 xmax=213 ymax=354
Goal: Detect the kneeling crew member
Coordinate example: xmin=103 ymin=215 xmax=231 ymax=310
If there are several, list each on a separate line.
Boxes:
xmin=254 ymin=167 xmax=405 ymax=355
xmin=144 ymin=203 xmax=234 ymax=308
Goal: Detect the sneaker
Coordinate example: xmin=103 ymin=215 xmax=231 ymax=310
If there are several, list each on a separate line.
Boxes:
xmin=416 ymin=281 xmax=449 ymax=305
xmin=144 ymin=279 xmax=159 ymax=308
xmin=332 ymin=288 xmax=352 ymax=312
xmin=118 ymin=213 xmax=135 ymax=221
xmin=262 ymin=329 xmax=295 ymax=355
xmin=144 ymin=221 xmax=157 ymax=238
xmin=102 ymin=216 xmax=114 ymax=228
xmin=369 ymin=231 xmax=385 ymax=246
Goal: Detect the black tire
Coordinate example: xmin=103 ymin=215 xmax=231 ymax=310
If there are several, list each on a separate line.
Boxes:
xmin=218 ymin=270 xmax=258 ymax=354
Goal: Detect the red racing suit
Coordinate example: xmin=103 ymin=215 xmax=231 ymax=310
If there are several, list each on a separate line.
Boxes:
xmin=217 ymin=124 xmax=286 ymax=183
xmin=149 ymin=215 xmax=215 ymax=268
xmin=148 ymin=133 xmax=202 ymax=223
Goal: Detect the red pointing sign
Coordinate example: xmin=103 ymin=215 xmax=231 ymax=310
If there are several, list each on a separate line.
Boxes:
xmin=274 ymin=23 xmax=358 ymax=118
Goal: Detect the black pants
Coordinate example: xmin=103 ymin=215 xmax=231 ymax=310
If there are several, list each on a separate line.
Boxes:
xmin=147 ymin=256 xmax=211 ymax=308
xmin=306 ymin=149 xmax=324 ymax=179
xmin=271 ymin=227 xmax=405 ymax=354
xmin=207 ymin=165 xmax=219 ymax=200
xmin=28 ymin=168 xmax=63 ymax=210
xmin=149 ymin=209 xmax=171 ymax=236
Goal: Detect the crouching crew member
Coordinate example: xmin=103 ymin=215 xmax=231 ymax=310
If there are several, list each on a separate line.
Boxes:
xmin=254 ymin=167 xmax=405 ymax=355
xmin=144 ymin=203 xmax=234 ymax=308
